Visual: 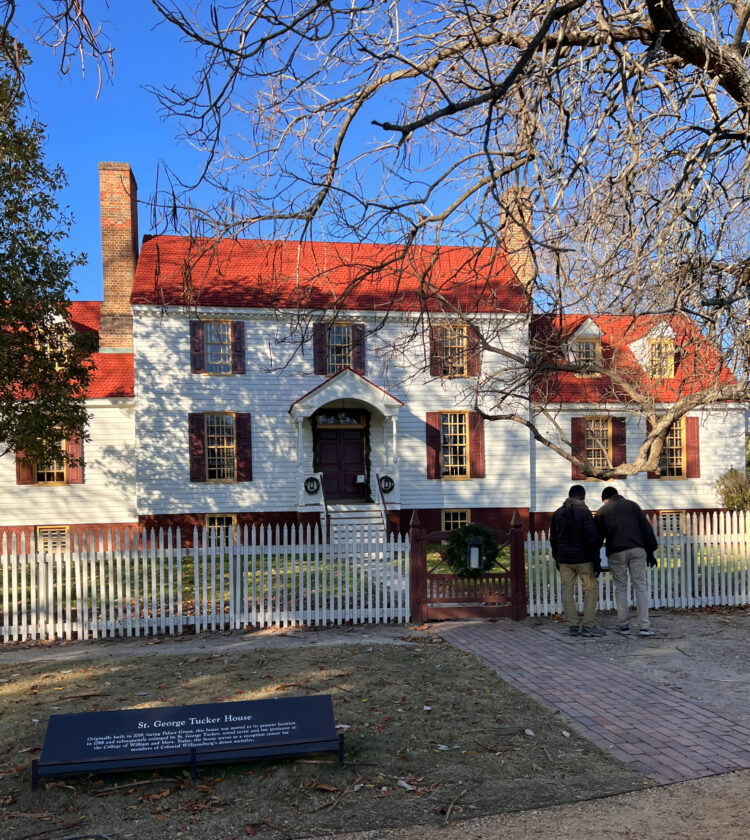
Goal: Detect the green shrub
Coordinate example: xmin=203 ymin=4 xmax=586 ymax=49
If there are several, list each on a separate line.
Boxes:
xmin=716 ymin=467 xmax=750 ymax=511
xmin=444 ymin=523 xmax=498 ymax=577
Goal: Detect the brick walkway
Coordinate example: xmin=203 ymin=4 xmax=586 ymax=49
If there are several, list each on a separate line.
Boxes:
xmin=438 ymin=621 xmax=750 ymax=785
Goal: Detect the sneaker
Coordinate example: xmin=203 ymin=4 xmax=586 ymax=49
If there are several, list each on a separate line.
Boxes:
xmin=581 ymin=626 xmax=607 ymax=638
xmin=615 ymin=624 xmax=631 ymax=636
xmin=568 ymin=626 xmax=580 ymax=637
xmin=639 ymin=628 xmax=655 ymax=637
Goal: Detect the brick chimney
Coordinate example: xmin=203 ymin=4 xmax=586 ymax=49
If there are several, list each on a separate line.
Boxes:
xmin=99 ymin=162 xmax=138 ymax=352
xmin=500 ymin=187 xmax=534 ymax=294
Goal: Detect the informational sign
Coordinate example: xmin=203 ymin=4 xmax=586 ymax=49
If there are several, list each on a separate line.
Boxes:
xmin=32 ymin=695 xmax=341 ymax=788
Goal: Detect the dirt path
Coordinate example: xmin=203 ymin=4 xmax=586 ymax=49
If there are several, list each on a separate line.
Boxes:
xmin=324 ymin=770 xmax=750 ymax=840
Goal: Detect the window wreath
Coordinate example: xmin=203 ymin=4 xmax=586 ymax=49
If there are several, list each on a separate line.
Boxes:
xmin=444 ymin=523 xmax=498 ymax=577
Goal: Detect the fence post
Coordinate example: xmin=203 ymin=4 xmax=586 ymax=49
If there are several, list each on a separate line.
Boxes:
xmin=510 ymin=510 xmax=527 ymax=620
xmin=409 ymin=511 xmax=426 ymax=624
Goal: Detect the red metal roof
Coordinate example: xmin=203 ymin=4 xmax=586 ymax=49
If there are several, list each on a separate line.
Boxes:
xmin=69 ymin=302 xmax=134 ymax=398
xmin=131 ymin=236 xmax=528 ymax=313
xmin=531 ymin=313 xmax=734 ymax=404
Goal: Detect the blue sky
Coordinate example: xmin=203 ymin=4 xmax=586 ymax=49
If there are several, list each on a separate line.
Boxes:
xmin=18 ymin=4 xmax=204 ymax=301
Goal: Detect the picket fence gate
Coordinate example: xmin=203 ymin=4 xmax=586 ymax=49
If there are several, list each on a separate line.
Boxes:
xmin=526 ymin=511 xmax=750 ymax=616
xmin=0 ymin=524 xmax=411 ymax=643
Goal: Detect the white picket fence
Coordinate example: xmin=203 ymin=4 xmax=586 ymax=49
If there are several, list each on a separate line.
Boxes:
xmin=526 ymin=511 xmax=750 ymax=616
xmin=0 ymin=525 xmax=411 ymax=643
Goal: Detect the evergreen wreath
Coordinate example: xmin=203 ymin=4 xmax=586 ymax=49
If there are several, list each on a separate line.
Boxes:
xmin=444 ymin=523 xmax=498 ymax=577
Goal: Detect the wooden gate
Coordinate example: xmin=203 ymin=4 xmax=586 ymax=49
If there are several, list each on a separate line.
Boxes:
xmin=409 ymin=511 xmax=527 ymax=621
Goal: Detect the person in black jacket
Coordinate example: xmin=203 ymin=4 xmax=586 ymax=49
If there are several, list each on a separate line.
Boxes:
xmin=596 ymin=487 xmax=658 ymax=637
xmin=550 ymin=485 xmax=604 ymax=638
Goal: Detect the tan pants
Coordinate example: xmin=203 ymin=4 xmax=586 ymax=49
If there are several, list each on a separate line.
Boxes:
xmin=559 ymin=562 xmax=598 ymax=627
xmin=608 ymin=547 xmax=650 ymax=630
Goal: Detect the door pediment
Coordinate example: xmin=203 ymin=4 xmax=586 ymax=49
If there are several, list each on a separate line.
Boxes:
xmin=289 ymin=368 xmax=403 ymax=419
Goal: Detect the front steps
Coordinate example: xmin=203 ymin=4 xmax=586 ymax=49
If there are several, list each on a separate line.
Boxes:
xmin=327 ymin=503 xmax=385 ymax=542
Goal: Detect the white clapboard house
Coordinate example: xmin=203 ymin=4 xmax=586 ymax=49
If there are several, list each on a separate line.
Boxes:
xmin=0 ymin=162 xmax=745 ymax=548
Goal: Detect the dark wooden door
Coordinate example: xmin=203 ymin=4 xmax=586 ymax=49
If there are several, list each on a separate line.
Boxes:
xmin=317 ymin=428 xmax=366 ymax=500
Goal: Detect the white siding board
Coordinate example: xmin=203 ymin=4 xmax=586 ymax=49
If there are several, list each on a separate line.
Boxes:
xmin=0 ymin=400 xmax=136 ymax=526
xmin=133 ymin=309 xmax=531 ymax=515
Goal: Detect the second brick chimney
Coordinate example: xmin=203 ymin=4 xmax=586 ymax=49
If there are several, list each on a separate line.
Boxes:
xmin=500 ymin=187 xmax=534 ymax=294
xmin=99 ymin=162 xmax=138 ymax=352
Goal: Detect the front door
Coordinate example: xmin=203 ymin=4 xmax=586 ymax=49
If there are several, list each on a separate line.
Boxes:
xmin=315 ymin=411 xmax=367 ymax=501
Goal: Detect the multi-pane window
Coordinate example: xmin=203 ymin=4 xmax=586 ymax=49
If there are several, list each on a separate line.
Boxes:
xmin=37 ymin=526 xmax=69 ymax=554
xmin=205 ymin=414 xmax=236 ymax=481
xmin=659 ymin=418 xmax=684 ymax=477
xmin=442 ymin=509 xmax=470 ymax=531
xmin=205 ymin=514 xmax=237 ymax=547
xmin=441 ymin=326 xmax=468 ymax=377
xmin=573 ymin=339 xmax=600 ymax=368
xmin=649 ymin=339 xmax=675 ymax=378
xmin=440 ymin=412 xmax=469 ymax=477
xmin=204 ymin=321 xmax=232 ymax=373
xmin=327 ymin=324 xmax=352 ymax=374
xmin=36 ymin=443 xmax=66 ymax=484
xmin=584 ymin=418 xmax=611 ymax=470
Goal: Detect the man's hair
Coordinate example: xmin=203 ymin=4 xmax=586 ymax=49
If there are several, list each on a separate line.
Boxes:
xmin=568 ymin=485 xmax=586 ymax=500
xmin=601 ymin=486 xmax=619 ymax=501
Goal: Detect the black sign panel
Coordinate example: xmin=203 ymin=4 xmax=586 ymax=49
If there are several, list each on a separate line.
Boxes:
xmin=33 ymin=695 xmax=341 ymax=787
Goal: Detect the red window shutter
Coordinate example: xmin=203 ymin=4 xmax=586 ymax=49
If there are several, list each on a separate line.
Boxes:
xmin=467 ymin=326 xmax=481 ymax=377
xmin=190 ymin=322 xmax=205 ymax=373
xmin=236 ymin=414 xmax=253 ymax=482
xmin=425 ymin=412 xmax=441 ymax=479
xmin=429 ymin=326 xmax=443 ymax=377
xmin=66 ymin=436 xmax=84 ymax=484
xmin=231 ymin=322 xmax=246 ymax=374
xmin=611 ymin=417 xmax=626 ymax=468
xmin=469 ymin=412 xmax=485 ymax=478
xmin=313 ymin=323 xmax=327 ymax=375
xmin=685 ymin=416 xmax=700 ymax=478
xmin=571 ymin=417 xmax=586 ymax=480
xmin=352 ymin=324 xmax=366 ymax=375
xmin=188 ymin=413 xmax=206 ymax=482
xmin=16 ymin=452 xmax=35 ymax=485
xmin=646 ymin=419 xmax=658 ymax=479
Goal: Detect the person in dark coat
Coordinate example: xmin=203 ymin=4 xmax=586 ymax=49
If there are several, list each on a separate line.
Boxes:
xmin=550 ymin=485 xmax=604 ymax=638
xmin=596 ymin=487 xmax=658 ymax=637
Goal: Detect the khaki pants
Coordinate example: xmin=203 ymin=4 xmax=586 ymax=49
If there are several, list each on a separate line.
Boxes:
xmin=608 ymin=547 xmax=650 ymax=630
xmin=559 ymin=562 xmax=598 ymax=627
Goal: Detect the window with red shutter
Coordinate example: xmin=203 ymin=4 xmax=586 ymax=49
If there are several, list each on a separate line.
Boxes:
xmin=190 ymin=320 xmax=245 ymax=374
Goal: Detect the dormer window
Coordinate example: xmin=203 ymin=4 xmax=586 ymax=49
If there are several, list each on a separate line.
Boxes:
xmin=573 ymin=338 xmax=601 ymax=367
xmin=649 ymin=338 xmax=675 ymax=378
